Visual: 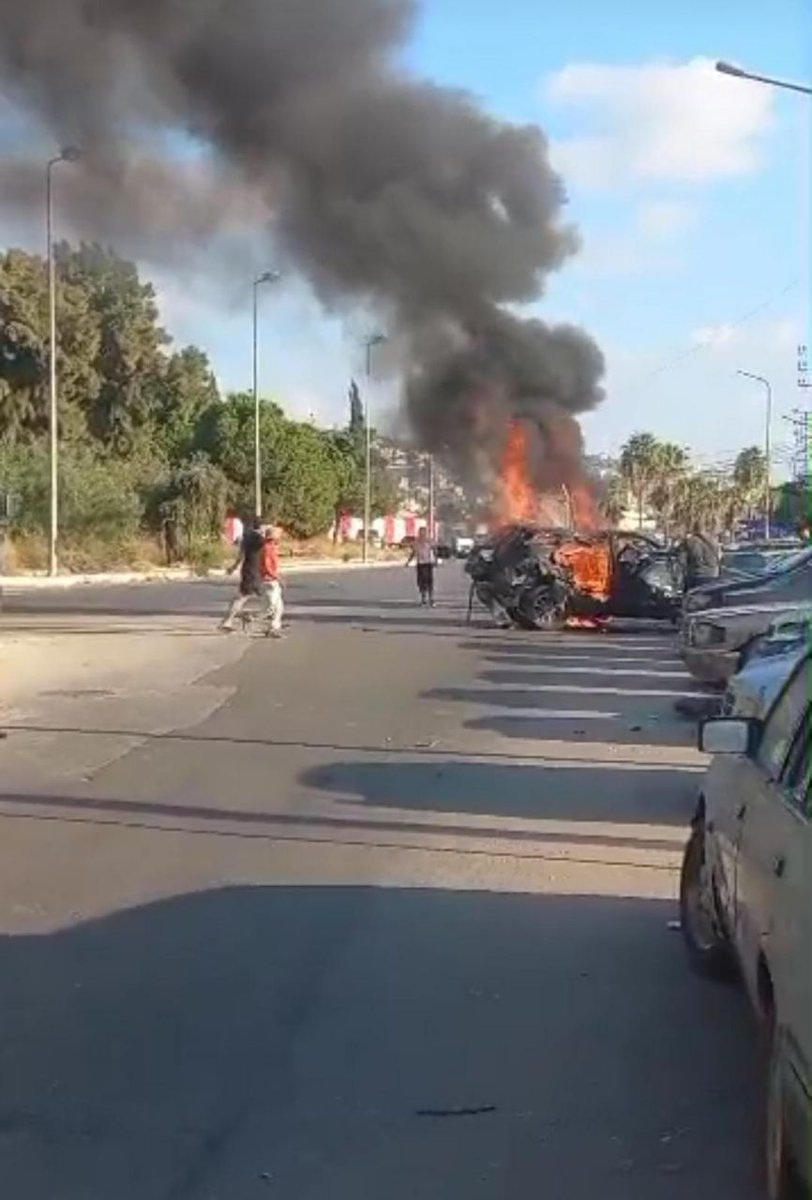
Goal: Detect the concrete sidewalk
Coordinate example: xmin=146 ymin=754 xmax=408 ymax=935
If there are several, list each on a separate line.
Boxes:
xmin=0 ymin=558 xmax=400 ymax=591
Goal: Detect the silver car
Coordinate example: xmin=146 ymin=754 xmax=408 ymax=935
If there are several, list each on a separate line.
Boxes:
xmin=680 ymin=650 xmax=812 ymax=1198
xmin=682 ymin=601 xmax=810 ymax=686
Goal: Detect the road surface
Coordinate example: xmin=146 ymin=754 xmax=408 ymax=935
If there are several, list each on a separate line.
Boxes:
xmin=0 ymin=566 xmax=762 ymax=1199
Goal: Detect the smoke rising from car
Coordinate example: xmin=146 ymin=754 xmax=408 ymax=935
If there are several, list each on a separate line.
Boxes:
xmin=0 ymin=0 xmax=604 ymax=487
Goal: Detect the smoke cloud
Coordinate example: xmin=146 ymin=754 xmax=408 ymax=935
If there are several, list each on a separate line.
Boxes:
xmin=0 ymin=0 xmax=605 ymax=492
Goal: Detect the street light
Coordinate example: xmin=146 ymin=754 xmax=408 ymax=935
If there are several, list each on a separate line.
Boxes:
xmin=715 ymin=60 xmax=812 ymax=96
xmin=737 ymin=370 xmax=774 ymax=539
xmin=252 ymin=270 xmax=280 ymax=517
xmin=362 ymin=332 xmax=387 ymax=564
xmin=46 ymin=145 xmax=81 ymax=577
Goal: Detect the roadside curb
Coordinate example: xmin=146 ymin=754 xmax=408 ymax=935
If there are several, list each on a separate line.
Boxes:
xmin=0 ymin=559 xmax=402 ymax=591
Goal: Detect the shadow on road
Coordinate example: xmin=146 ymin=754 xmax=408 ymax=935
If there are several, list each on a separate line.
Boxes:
xmin=301 ymin=758 xmax=698 ymax=827
xmin=0 ymin=885 xmax=761 ymax=1200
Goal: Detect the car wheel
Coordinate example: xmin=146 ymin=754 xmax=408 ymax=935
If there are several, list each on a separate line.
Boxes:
xmin=679 ymin=825 xmax=736 ymax=981
xmin=765 ymin=1015 xmax=807 ymax=1200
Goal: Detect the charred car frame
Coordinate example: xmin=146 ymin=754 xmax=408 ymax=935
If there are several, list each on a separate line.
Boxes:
xmin=466 ymin=524 xmax=684 ymax=630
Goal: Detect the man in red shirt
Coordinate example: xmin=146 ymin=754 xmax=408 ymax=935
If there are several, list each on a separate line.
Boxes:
xmin=260 ymin=525 xmax=285 ymax=637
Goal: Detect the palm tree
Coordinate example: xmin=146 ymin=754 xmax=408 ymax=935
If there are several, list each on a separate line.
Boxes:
xmin=733 ymin=446 xmax=767 ymax=522
xmin=650 ymin=442 xmax=690 ymax=537
xmin=619 ymin=432 xmax=662 ymax=530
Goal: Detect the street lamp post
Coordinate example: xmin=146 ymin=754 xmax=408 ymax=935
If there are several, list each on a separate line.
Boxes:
xmin=252 ymin=271 xmax=280 ymax=517
xmin=715 ymin=60 xmax=812 ymax=96
xmin=737 ymin=370 xmax=774 ymax=539
xmin=362 ymin=333 xmax=387 ymax=564
xmin=46 ymin=145 xmax=80 ymax=577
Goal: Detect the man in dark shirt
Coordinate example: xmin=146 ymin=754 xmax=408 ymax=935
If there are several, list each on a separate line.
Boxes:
xmin=220 ymin=516 xmax=268 ymax=630
xmin=683 ymin=523 xmax=721 ymax=591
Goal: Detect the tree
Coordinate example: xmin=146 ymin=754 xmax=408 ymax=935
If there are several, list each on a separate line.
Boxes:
xmin=156 ymin=346 xmax=220 ymax=463
xmin=0 ymin=247 xmax=101 ymax=441
xmin=732 ymin=446 xmax=767 ymax=520
xmin=619 ymin=432 xmax=662 ymax=529
xmin=649 ymin=442 xmax=690 ymax=536
xmin=57 ymin=242 xmax=170 ymax=450
xmin=348 ymin=379 xmax=364 ymax=442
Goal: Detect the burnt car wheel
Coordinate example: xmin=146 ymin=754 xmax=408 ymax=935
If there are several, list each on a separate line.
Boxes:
xmin=679 ymin=825 xmax=736 ymax=981
xmin=514 ymin=594 xmax=565 ymax=631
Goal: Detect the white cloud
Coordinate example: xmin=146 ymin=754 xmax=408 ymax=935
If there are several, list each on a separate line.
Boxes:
xmin=544 ymin=57 xmax=775 ymax=190
xmin=691 ymin=315 xmax=802 ymax=352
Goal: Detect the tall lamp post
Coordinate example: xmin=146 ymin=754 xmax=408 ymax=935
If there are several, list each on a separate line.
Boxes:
xmin=252 ymin=271 xmax=280 ymax=517
xmin=46 ymin=145 xmax=81 ymax=577
xmin=362 ymin=332 xmax=387 ymax=564
xmin=737 ymin=370 xmax=774 ymax=539
xmin=715 ymin=60 xmax=812 ymax=96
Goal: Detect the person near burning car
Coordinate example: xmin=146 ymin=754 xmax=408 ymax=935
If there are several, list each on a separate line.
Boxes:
xmin=406 ymin=526 xmax=437 ymax=606
xmin=682 ymin=523 xmax=721 ymax=591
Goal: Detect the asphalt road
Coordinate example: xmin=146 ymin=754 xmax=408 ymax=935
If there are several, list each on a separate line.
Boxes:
xmin=0 ymin=565 xmax=763 ymax=1199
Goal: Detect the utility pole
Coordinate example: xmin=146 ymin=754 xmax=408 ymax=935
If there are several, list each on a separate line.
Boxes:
xmin=736 ymin=371 xmax=773 ymax=539
xmin=46 ymin=146 xmax=81 ymax=577
xmin=251 ymin=271 xmax=280 ymax=517
xmin=362 ymin=333 xmax=387 ymax=564
xmin=427 ymin=454 xmax=436 ymax=542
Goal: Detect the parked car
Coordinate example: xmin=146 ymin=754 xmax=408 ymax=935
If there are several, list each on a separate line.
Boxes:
xmin=740 ymin=606 xmax=812 ymax=671
xmin=721 ymin=545 xmax=797 ymax=581
xmin=680 ymin=650 xmax=811 ymax=1198
xmin=684 ymin=547 xmax=812 ymax=615
xmin=682 ymin=601 xmax=811 ymax=686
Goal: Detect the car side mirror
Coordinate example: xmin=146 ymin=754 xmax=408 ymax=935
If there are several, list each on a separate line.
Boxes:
xmin=699 ymin=717 xmax=760 ymax=756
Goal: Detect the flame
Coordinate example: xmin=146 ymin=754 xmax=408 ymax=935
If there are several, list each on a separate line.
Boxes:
xmin=569 ymin=484 xmax=605 ymax=534
xmin=553 ymin=540 xmax=612 ymax=601
xmin=496 ymin=421 xmax=538 ymax=525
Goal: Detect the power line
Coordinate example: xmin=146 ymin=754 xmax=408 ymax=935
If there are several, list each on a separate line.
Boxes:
xmin=624 ymin=277 xmax=802 ymax=392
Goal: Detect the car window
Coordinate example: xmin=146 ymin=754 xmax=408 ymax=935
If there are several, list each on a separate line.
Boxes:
xmin=756 ymin=663 xmax=811 ymax=779
xmin=780 ymin=706 xmax=812 ymax=815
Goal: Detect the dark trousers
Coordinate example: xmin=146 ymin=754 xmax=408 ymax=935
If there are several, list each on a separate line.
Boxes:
xmin=416 ymin=563 xmax=435 ymax=601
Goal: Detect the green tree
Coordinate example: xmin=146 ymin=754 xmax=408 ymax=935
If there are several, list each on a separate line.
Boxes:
xmin=57 ymin=242 xmax=169 ymax=450
xmin=649 ymin=442 xmax=690 ymax=536
xmin=0 ymin=247 xmax=100 ymax=441
xmin=732 ymin=446 xmax=767 ymax=520
xmin=156 ymin=346 xmax=220 ymax=463
xmin=619 ymin=432 xmax=662 ymax=529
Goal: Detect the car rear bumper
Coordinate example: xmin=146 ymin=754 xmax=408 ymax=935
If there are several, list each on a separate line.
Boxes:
xmin=682 ymin=646 xmax=740 ymax=685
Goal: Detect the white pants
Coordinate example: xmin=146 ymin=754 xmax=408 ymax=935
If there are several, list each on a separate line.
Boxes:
xmin=225 ymin=580 xmax=284 ymax=631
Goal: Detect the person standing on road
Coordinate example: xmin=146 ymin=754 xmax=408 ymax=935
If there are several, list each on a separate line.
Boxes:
xmin=220 ymin=516 xmax=267 ymax=631
xmin=406 ymin=526 xmax=437 ymax=606
xmin=259 ymin=525 xmax=285 ymax=637
xmin=682 ymin=523 xmax=721 ymax=591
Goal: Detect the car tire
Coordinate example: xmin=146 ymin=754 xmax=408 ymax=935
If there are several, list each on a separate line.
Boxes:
xmin=679 ymin=825 xmax=736 ymax=982
xmin=765 ymin=1013 xmax=807 ymax=1200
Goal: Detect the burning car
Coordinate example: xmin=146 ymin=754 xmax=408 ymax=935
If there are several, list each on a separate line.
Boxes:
xmin=466 ymin=524 xmax=683 ymax=630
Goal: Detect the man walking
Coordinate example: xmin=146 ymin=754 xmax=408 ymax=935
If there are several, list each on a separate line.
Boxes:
xmin=406 ymin=526 xmax=437 ymax=606
xmin=220 ymin=516 xmax=270 ymax=632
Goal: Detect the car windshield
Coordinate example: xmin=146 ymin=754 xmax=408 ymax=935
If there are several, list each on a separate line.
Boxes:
xmin=763 ymin=548 xmax=812 ymax=576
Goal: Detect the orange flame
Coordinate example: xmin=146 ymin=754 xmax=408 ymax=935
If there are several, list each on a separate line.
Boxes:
xmin=496 ymin=421 xmax=538 ymax=525
xmin=553 ymin=541 xmax=612 ymax=601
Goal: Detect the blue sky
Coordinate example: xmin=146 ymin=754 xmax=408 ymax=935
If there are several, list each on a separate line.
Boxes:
xmin=2 ymin=0 xmax=810 ymax=472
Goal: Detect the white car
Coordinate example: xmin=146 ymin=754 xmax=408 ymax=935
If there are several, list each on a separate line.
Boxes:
xmin=680 ymin=650 xmax=812 ymax=1198
xmin=682 ymin=601 xmax=810 ymax=686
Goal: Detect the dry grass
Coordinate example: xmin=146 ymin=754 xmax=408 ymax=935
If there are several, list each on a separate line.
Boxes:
xmin=3 ymin=532 xmax=405 ymax=575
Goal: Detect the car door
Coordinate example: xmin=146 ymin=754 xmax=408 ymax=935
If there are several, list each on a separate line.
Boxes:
xmin=773 ymin=718 xmax=812 ymax=1127
xmin=732 ymin=661 xmax=811 ymax=1009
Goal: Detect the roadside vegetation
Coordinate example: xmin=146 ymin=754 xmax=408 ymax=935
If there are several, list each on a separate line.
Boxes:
xmin=0 ymin=243 xmax=398 ymax=570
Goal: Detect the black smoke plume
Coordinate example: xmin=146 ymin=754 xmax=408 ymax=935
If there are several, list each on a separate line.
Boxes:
xmin=0 ymin=0 xmax=604 ymax=491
